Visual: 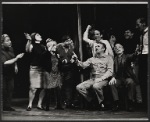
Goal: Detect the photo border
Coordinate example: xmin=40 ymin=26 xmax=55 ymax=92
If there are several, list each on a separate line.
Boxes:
xmin=0 ymin=0 xmax=149 ymax=121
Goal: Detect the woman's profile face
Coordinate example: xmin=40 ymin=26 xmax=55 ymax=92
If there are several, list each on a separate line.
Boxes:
xmin=35 ymin=33 xmax=42 ymax=41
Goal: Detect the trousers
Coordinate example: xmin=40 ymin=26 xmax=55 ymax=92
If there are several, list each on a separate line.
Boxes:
xmin=76 ymin=79 xmax=108 ymax=104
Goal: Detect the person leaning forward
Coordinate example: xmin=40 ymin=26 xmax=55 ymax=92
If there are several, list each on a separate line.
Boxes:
xmin=76 ymin=42 xmax=113 ymax=111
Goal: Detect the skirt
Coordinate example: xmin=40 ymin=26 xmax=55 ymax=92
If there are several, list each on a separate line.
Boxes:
xmin=43 ymin=72 xmax=62 ymax=89
xmin=29 ymin=66 xmax=43 ymax=88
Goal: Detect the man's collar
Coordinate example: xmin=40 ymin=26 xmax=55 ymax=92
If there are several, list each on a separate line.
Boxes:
xmin=35 ymin=41 xmax=40 ymax=44
xmin=95 ymin=53 xmax=106 ymax=58
xmin=144 ymin=27 xmax=148 ymax=34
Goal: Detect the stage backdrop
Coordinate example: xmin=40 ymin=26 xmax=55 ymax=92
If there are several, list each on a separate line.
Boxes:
xmin=2 ymin=3 xmax=147 ymax=98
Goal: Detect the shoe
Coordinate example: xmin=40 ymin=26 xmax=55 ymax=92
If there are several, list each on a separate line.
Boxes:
xmin=127 ymin=106 xmax=134 ymax=112
xmin=112 ymin=104 xmax=119 ymax=111
xmin=112 ymin=100 xmax=119 ymax=112
xmin=99 ymin=103 xmax=106 ymax=111
xmin=45 ymin=107 xmax=49 ymax=111
xmin=3 ymin=107 xmax=15 ymax=111
xmin=26 ymin=106 xmax=32 ymax=111
xmin=37 ymin=106 xmax=45 ymax=110
xmin=127 ymin=100 xmax=134 ymax=112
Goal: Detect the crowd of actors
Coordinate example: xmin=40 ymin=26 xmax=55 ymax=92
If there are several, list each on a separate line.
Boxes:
xmin=2 ymin=17 xmax=148 ymax=113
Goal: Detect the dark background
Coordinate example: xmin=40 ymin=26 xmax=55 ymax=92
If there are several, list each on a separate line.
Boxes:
xmin=2 ymin=4 xmax=147 ymax=98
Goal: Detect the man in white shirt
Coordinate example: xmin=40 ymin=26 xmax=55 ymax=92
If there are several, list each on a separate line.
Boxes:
xmin=83 ymin=25 xmax=114 ymax=58
xmin=136 ymin=17 xmax=148 ymax=108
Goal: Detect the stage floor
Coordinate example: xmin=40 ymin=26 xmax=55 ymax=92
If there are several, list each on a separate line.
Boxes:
xmin=1 ymin=98 xmax=148 ymax=121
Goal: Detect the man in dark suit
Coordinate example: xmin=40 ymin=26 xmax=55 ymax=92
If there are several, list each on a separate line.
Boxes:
xmin=136 ymin=17 xmax=148 ymax=109
xmin=109 ymin=43 xmax=138 ymax=112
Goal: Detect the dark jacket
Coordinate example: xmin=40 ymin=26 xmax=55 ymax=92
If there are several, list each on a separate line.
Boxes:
xmin=1 ymin=46 xmax=15 ymax=80
xmin=114 ymin=53 xmax=138 ymax=83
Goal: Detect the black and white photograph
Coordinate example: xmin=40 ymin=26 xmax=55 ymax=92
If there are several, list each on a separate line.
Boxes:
xmin=1 ymin=1 xmax=149 ymax=121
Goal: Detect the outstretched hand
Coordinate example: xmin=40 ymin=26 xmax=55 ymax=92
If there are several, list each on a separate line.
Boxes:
xmin=70 ymin=53 xmax=78 ymax=63
xmin=16 ymin=53 xmax=24 ymax=59
xmin=24 ymin=33 xmax=32 ymax=40
xmin=135 ymin=44 xmax=141 ymax=55
xmin=62 ymin=59 xmax=68 ymax=64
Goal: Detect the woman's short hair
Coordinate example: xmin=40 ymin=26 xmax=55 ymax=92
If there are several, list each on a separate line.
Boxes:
xmin=1 ymin=34 xmax=9 ymax=43
xmin=46 ymin=38 xmax=53 ymax=43
xmin=30 ymin=32 xmax=37 ymax=42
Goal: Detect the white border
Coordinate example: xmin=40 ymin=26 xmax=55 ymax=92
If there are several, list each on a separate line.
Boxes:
xmin=2 ymin=2 xmax=148 ymax=4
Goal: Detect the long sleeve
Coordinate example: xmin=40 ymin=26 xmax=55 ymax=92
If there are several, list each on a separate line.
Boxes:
xmin=78 ymin=58 xmax=92 ymax=69
xmin=126 ymin=53 xmax=137 ymax=62
xmin=83 ymin=29 xmax=94 ymax=47
xmin=101 ymin=56 xmax=114 ymax=80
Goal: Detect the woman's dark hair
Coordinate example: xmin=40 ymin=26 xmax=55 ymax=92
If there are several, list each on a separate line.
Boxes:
xmin=1 ymin=34 xmax=9 ymax=43
xmin=30 ymin=32 xmax=37 ymax=43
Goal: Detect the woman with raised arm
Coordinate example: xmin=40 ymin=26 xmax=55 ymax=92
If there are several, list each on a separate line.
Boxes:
xmin=25 ymin=32 xmax=46 ymax=111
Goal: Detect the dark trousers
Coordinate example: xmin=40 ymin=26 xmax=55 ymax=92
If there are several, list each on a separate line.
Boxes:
xmin=138 ymin=54 xmax=148 ymax=107
xmin=45 ymin=87 xmax=62 ymax=108
xmin=61 ymin=70 xmax=75 ymax=106
xmin=110 ymin=78 xmax=135 ymax=102
xmin=3 ymin=77 xmax=14 ymax=108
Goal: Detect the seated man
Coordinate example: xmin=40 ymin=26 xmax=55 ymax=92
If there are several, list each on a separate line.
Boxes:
xmin=109 ymin=43 xmax=138 ymax=112
xmin=76 ymin=42 xmax=113 ymax=110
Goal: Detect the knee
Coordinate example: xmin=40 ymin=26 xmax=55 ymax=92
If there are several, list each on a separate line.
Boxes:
xmin=76 ymin=84 xmax=82 ymax=91
xmin=30 ymin=88 xmax=37 ymax=94
xmin=93 ymin=83 xmax=101 ymax=90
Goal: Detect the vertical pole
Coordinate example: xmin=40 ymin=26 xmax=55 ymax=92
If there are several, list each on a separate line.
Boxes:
xmin=77 ymin=4 xmax=83 ymax=83
xmin=77 ymin=4 xmax=85 ymax=109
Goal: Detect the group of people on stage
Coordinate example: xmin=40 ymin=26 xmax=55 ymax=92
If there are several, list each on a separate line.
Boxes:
xmin=2 ymin=17 xmax=148 ymax=113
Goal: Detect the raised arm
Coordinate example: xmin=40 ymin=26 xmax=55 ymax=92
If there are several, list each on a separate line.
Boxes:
xmin=24 ymin=33 xmax=33 ymax=53
xmin=83 ymin=25 xmax=94 ymax=47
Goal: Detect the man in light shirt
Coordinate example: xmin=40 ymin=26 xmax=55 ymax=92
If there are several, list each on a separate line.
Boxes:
xmin=76 ymin=42 xmax=113 ymax=110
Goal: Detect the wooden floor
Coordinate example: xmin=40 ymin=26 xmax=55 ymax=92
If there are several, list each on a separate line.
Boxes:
xmin=1 ymin=98 xmax=148 ymax=121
